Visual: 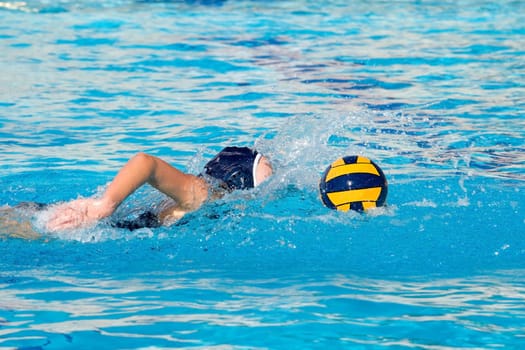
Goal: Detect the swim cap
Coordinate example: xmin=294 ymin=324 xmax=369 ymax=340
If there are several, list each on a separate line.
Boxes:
xmin=204 ymin=146 xmax=262 ymax=191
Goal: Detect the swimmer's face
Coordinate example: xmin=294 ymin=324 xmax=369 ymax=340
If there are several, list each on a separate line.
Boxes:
xmin=255 ymin=156 xmax=273 ymax=185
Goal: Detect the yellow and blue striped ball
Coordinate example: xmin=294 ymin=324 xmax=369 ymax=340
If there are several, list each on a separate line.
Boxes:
xmin=319 ymin=155 xmax=388 ymax=212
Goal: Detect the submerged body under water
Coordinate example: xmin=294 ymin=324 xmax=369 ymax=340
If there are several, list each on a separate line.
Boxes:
xmin=1 ymin=0 xmax=524 ymax=348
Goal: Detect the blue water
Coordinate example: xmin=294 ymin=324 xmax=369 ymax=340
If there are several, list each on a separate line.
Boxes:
xmin=1 ymin=0 xmax=525 ymax=348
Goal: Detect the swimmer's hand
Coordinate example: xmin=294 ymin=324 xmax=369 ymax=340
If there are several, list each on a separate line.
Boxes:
xmin=46 ymin=198 xmax=114 ymax=231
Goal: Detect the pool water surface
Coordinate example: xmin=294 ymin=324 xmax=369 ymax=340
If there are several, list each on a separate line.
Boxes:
xmin=1 ymin=0 xmax=524 ymax=348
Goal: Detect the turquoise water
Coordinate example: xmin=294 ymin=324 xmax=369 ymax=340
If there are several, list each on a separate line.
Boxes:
xmin=1 ymin=0 xmax=525 ymax=348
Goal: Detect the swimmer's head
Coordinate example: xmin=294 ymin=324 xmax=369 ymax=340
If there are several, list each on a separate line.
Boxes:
xmin=255 ymin=153 xmax=272 ymax=186
xmin=204 ymin=146 xmax=272 ymax=191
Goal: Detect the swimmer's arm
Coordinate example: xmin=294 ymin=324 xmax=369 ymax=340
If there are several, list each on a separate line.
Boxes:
xmin=158 ymin=204 xmax=190 ymax=224
xmin=102 ymin=152 xmax=208 ymax=213
xmin=0 ymin=206 xmax=40 ymax=240
xmin=47 ymin=153 xmax=208 ymax=231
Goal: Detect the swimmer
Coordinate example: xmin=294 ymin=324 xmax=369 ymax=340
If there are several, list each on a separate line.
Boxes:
xmin=24 ymin=146 xmax=272 ymax=233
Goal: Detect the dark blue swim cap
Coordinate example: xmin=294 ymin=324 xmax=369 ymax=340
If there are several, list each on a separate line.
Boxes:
xmin=204 ymin=146 xmax=261 ymax=191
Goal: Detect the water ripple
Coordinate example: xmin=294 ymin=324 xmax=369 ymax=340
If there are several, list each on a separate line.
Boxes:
xmin=1 ymin=269 xmax=525 ymax=348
